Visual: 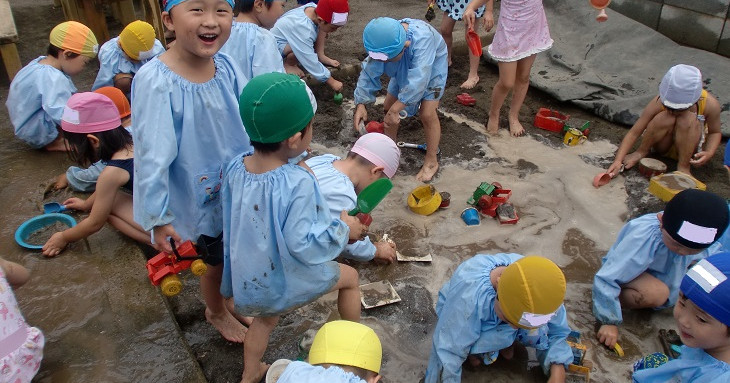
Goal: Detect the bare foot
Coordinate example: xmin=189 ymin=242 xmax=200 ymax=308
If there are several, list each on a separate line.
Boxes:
xmin=241 ymin=362 xmax=269 ymax=383
xmin=320 ymin=56 xmax=340 ymax=68
xmin=467 ymin=354 xmax=482 ymax=367
xmin=225 ymin=298 xmax=254 ymax=327
xmin=499 ymin=344 xmax=515 ymax=360
xmin=623 ymin=151 xmax=646 ymax=170
xmin=486 ymin=116 xmax=499 ymax=134
xmin=416 ymin=160 xmax=439 ymax=182
xmin=677 ymin=165 xmax=693 ymax=176
xmin=205 ymin=307 xmax=247 ymax=343
xmin=284 ymin=64 xmax=305 ymax=78
xmin=508 ymin=117 xmax=525 ymax=137
xmin=460 ymin=75 xmax=479 ymax=89
xmin=448 ymin=58 xmax=452 ymax=67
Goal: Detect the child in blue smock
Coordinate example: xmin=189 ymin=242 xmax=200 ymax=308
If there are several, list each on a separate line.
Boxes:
xmin=633 ymin=252 xmax=730 ymax=382
xmin=54 ymin=87 xmax=132 ymax=192
xmin=219 ymin=0 xmax=285 ymax=79
xmin=91 ymin=20 xmax=165 ymax=96
xmin=425 ymin=254 xmax=573 ymax=383
xmin=266 ymin=321 xmax=383 ymax=383
xmin=305 ymin=133 xmax=401 ymax=264
xmin=5 ymin=21 xmax=97 ymax=151
xmin=131 ymin=0 xmax=251 ymax=344
xmin=221 ymin=72 xmax=367 ymax=383
xmin=593 ymin=189 xmax=729 ymax=350
xmin=271 ymin=0 xmax=349 ymax=93
xmin=353 ymin=17 xmax=448 ymax=183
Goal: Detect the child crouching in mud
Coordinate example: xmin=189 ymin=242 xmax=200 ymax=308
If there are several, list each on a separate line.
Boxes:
xmin=220 ymin=72 xmax=368 ymax=383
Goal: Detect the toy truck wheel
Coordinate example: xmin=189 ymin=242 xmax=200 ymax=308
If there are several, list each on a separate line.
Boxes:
xmin=160 ymin=274 xmax=183 ymax=297
xmin=190 ymin=259 xmax=207 ymax=276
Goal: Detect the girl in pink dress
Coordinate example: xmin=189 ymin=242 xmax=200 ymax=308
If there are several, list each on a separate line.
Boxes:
xmin=431 ymin=0 xmax=494 ymax=89
xmin=465 ymin=0 xmax=553 ymax=136
xmin=0 ymin=258 xmax=44 ymax=383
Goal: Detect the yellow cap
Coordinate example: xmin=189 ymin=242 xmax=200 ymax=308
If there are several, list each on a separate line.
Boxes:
xmin=118 ymin=20 xmax=157 ymax=61
xmin=49 ymin=21 xmax=98 ymax=58
xmin=497 ymin=256 xmax=566 ymax=329
xmin=308 ymin=320 xmax=382 ymax=373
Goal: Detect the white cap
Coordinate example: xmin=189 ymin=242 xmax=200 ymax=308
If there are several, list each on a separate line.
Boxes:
xmin=659 ymin=64 xmax=702 ymax=109
xmin=351 ymin=133 xmax=401 ymax=178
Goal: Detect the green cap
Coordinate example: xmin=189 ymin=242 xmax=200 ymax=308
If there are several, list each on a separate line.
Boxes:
xmin=239 ymin=73 xmax=316 ymax=144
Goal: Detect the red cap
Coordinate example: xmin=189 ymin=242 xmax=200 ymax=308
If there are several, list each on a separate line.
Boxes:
xmin=315 ymin=0 xmax=349 ymax=25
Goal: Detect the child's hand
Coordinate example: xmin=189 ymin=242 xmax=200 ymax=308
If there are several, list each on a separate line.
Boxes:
xmin=353 ymin=104 xmax=369 ymax=133
xmin=53 ymin=173 xmax=68 ymax=190
xmin=374 ymin=241 xmax=396 ymax=264
xmin=63 ymin=197 xmax=89 ymax=212
xmin=326 ymin=77 xmax=343 ymax=93
xmin=463 ymin=9 xmax=477 ymax=30
xmin=482 ymin=11 xmax=495 ymax=32
xmin=42 ymin=232 xmax=69 ymax=257
xmin=690 ymin=151 xmax=712 ymax=166
xmin=597 ymin=324 xmax=619 ymax=348
xmin=152 ymin=224 xmax=183 ymax=253
xmin=547 ymin=364 xmax=566 ymax=383
xmin=384 ymin=109 xmax=401 ymax=130
xmin=340 ymin=210 xmax=368 ymax=241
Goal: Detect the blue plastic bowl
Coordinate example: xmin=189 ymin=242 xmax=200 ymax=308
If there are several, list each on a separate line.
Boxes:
xmin=15 ymin=213 xmax=77 ymax=250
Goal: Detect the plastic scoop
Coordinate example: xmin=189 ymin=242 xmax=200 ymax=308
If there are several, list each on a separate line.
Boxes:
xmin=466 ymin=28 xmax=482 ymax=57
xmin=348 ymin=178 xmax=393 ymax=216
xmin=593 ymin=172 xmax=611 ymax=188
xmin=43 ymin=202 xmax=67 ymax=214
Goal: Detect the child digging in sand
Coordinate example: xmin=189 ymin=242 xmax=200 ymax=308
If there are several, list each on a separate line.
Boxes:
xmin=132 ymin=0 xmax=252 ymax=343
xmin=353 ymin=17 xmax=447 ymax=182
xmin=6 ymin=21 xmax=97 ymax=151
xmin=464 ymin=0 xmax=553 ymax=136
xmin=221 ymin=72 xmax=367 ymax=383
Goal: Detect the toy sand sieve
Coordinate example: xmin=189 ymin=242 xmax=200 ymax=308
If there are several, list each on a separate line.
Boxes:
xmin=15 ymin=213 xmax=77 ymax=250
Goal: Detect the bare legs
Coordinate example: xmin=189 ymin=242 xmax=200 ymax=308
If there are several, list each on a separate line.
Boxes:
xmin=619 ymin=272 xmax=670 ymax=309
xmin=439 ymin=12 xmax=480 ymax=89
xmin=204 ymin=264 xmax=248 ymax=343
xmin=487 ymin=54 xmax=536 ymax=136
xmin=107 ymin=192 xmax=151 ymax=245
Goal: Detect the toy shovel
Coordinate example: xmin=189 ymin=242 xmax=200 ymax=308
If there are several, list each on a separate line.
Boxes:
xmin=43 ymin=202 xmax=67 ymax=214
xmin=466 ymin=28 xmax=482 ymax=57
xmin=349 ymin=178 xmax=393 ymax=216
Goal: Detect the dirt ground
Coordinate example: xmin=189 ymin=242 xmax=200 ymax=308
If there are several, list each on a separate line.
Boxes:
xmin=1 ymin=0 xmax=730 ymax=383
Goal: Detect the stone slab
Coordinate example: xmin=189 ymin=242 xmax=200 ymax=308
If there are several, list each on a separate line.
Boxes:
xmin=658 ymin=5 xmax=724 ymax=52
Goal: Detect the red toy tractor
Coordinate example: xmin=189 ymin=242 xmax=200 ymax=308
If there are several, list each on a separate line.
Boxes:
xmin=146 ymin=237 xmax=211 ymax=297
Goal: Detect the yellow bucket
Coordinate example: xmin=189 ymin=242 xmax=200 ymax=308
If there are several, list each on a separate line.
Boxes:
xmin=407 ymin=185 xmax=442 ymax=216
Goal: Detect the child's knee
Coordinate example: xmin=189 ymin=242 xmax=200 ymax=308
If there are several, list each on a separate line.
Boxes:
xmin=339 ymin=264 xmax=359 ymax=287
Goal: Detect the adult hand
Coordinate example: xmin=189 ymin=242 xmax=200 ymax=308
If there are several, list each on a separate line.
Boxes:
xmin=690 ymin=151 xmax=712 ymax=167
xmin=63 ymin=197 xmax=88 ymax=212
xmin=597 ymin=324 xmax=619 ymax=348
xmin=42 ymin=232 xmax=68 ymax=257
xmin=353 ymin=104 xmax=368 ymax=133
xmin=373 ymin=241 xmax=396 ymax=264
xmin=340 ymin=210 xmax=368 ymax=241
xmin=152 ymin=224 xmax=182 ymax=253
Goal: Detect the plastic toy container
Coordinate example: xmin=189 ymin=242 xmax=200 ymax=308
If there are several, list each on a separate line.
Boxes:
xmin=534 ymin=108 xmax=569 ymax=133
xmin=15 ymin=213 xmax=77 ymax=250
xmin=648 ymin=171 xmax=706 ymax=202
xmin=408 ymin=185 xmax=442 ymax=216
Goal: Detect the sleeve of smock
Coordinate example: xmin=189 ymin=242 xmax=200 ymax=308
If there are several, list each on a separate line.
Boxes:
xmin=537 ymin=305 xmax=574 ymax=375
xmin=425 ymin=283 xmax=484 ymax=383
xmin=284 ymin=25 xmax=330 ymax=82
xmin=91 ymin=43 xmax=117 ymax=90
xmin=151 ymin=39 xmax=166 ymax=57
xmin=40 ymin=71 xmax=74 ymax=127
xmin=130 ymin=67 xmax=177 ymax=230
xmin=592 ymin=220 xmax=657 ymax=325
xmin=66 ymin=160 xmax=106 ymax=192
xmin=398 ymin=37 xmax=436 ymax=106
xmin=353 ymin=58 xmax=385 ymax=105
xmin=283 ymin=175 xmax=350 ymax=265
xmin=251 ymin=30 xmax=285 ymax=77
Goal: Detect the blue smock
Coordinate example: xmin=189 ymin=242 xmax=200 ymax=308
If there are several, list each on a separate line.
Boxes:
xmin=271 ymin=3 xmax=330 ymax=83
xmin=425 ymin=253 xmax=573 ymax=383
xmin=592 ymin=214 xmax=708 ymax=326
xmin=91 ymin=37 xmax=165 ymax=91
xmin=277 ymin=361 xmax=367 ymax=383
xmin=708 ymin=203 xmax=730 ymax=255
xmin=353 ymin=19 xmax=448 ymax=117
xmin=306 ymin=154 xmax=376 ymax=262
xmin=220 ymin=152 xmax=349 ymax=317
xmin=66 ymin=160 xmax=106 ymax=192
xmin=5 ymin=56 xmax=75 ymax=148
xmin=219 ymin=21 xmax=285 ymax=80
xmin=131 ymin=54 xmax=251 ymax=240
xmin=633 ymin=346 xmax=730 ymax=382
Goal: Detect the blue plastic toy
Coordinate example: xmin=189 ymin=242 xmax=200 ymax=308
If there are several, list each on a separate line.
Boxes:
xmin=15 ymin=213 xmax=77 ymax=250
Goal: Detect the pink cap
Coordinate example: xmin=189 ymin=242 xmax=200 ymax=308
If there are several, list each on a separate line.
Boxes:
xmin=61 ymin=92 xmax=122 ymax=134
xmin=351 ymin=133 xmax=400 ymax=178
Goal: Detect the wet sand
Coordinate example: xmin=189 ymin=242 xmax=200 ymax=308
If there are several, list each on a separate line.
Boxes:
xmin=1 ymin=0 xmax=729 ymax=382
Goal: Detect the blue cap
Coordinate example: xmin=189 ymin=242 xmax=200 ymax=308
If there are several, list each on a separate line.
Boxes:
xmin=362 ymin=17 xmax=406 ymax=61
xmin=681 ymin=252 xmax=730 ymax=326
xmin=163 ymin=0 xmax=234 ymax=12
